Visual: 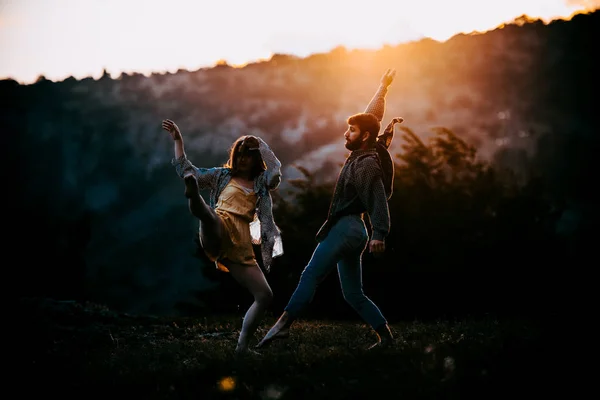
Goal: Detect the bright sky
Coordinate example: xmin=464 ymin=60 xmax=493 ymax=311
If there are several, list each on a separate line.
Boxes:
xmin=0 ymin=0 xmax=595 ymax=84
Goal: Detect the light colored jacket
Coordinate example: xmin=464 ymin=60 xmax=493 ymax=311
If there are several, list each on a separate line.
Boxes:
xmin=171 ymin=137 xmax=283 ymax=272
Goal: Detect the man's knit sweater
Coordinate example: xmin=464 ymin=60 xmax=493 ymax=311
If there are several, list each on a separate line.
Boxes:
xmin=315 ymin=85 xmax=392 ymax=243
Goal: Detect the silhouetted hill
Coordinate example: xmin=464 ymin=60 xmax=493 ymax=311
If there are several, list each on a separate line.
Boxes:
xmin=4 ymin=10 xmax=597 ymax=315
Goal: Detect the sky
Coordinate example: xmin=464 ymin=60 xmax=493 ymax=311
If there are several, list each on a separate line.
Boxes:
xmin=0 ymin=0 xmax=597 ymax=84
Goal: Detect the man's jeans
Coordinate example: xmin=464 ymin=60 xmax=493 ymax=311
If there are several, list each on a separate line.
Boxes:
xmin=284 ymin=215 xmax=387 ymax=329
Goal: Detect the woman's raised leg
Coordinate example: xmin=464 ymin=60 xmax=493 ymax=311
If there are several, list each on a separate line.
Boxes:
xmin=183 ymin=174 xmax=224 ymax=257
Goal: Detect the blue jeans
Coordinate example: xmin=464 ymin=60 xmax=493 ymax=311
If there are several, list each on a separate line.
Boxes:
xmin=284 ymin=215 xmax=387 ymax=329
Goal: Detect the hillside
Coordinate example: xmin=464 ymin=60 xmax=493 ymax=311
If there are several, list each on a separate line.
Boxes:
xmin=4 ymin=10 xmax=598 ymax=315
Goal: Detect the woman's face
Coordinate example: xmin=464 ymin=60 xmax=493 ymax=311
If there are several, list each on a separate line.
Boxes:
xmin=233 ymin=136 xmax=262 ymax=177
xmin=236 ymin=151 xmax=255 ymax=173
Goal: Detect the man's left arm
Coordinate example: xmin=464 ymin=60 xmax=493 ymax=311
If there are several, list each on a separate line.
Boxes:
xmin=355 ymin=157 xmax=390 ymax=253
xmin=364 ymin=68 xmax=396 ymax=122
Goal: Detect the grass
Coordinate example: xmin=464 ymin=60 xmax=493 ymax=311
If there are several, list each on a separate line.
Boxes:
xmin=17 ymin=297 xmax=553 ymax=399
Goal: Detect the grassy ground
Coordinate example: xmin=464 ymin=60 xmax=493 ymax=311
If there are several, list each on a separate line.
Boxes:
xmin=17 ymin=298 xmax=554 ymax=399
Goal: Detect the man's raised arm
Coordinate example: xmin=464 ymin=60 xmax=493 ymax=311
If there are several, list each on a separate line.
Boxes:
xmin=364 ymin=68 xmax=396 ymax=123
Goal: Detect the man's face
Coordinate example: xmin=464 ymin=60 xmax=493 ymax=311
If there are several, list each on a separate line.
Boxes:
xmin=344 ymin=124 xmax=366 ymax=151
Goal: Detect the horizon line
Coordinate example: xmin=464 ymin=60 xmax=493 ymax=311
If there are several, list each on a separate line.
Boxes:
xmin=2 ymin=9 xmax=594 ymax=86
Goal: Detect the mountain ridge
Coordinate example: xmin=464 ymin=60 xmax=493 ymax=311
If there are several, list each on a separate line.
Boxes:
xmin=4 ymin=9 xmax=597 ymax=314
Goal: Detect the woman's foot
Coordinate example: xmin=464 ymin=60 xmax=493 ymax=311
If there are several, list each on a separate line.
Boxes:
xmin=184 ymin=173 xmax=198 ymax=198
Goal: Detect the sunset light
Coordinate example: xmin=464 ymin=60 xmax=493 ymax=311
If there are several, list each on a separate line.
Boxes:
xmin=7 ymin=0 xmax=598 ymax=395
xmin=1 ymin=0 xmax=596 ymax=84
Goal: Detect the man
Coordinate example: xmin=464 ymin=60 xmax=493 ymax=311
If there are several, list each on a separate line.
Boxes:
xmin=257 ymin=69 xmax=403 ymax=350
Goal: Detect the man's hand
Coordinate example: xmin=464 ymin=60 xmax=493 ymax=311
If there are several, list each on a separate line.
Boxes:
xmin=369 ymin=239 xmax=385 ymax=255
xmin=380 ymin=68 xmax=396 ymax=88
xmin=162 ymin=119 xmax=182 ymax=141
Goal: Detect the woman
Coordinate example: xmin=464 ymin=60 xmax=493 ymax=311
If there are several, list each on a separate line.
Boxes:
xmin=162 ymin=119 xmax=283 ymax=355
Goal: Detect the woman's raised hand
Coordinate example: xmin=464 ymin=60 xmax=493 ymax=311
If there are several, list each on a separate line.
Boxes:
xmin=162 ymin=119 xmax=182 ymax=141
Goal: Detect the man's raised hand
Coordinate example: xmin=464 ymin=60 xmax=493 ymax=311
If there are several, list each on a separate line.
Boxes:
xmin=380 ymin=68 xmax=396 ymax=88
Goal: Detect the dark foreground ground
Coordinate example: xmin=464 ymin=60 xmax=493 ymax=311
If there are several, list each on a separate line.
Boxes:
xmin=16 ymin=298 xmax=561 ymax=399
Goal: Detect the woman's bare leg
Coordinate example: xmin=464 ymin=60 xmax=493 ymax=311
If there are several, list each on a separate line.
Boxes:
xmin=225 ymin=262 xmax=273 ymax=354
xmin=184 ymin=174 xmax=213 ymax=220
xmin=184 ymin=174 xmax=224 ymax=255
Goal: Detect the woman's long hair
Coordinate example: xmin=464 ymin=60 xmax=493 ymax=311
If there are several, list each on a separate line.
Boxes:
xmin=224 ymin=135 xmax=266 ymax=179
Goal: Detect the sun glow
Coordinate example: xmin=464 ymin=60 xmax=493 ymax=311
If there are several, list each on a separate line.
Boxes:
xmin=0 ymin=0 xmax=595 ymax=84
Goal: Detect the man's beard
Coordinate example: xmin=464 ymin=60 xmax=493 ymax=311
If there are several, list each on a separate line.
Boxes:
xmin=345 ymin=138 xmax=361 ymax=151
